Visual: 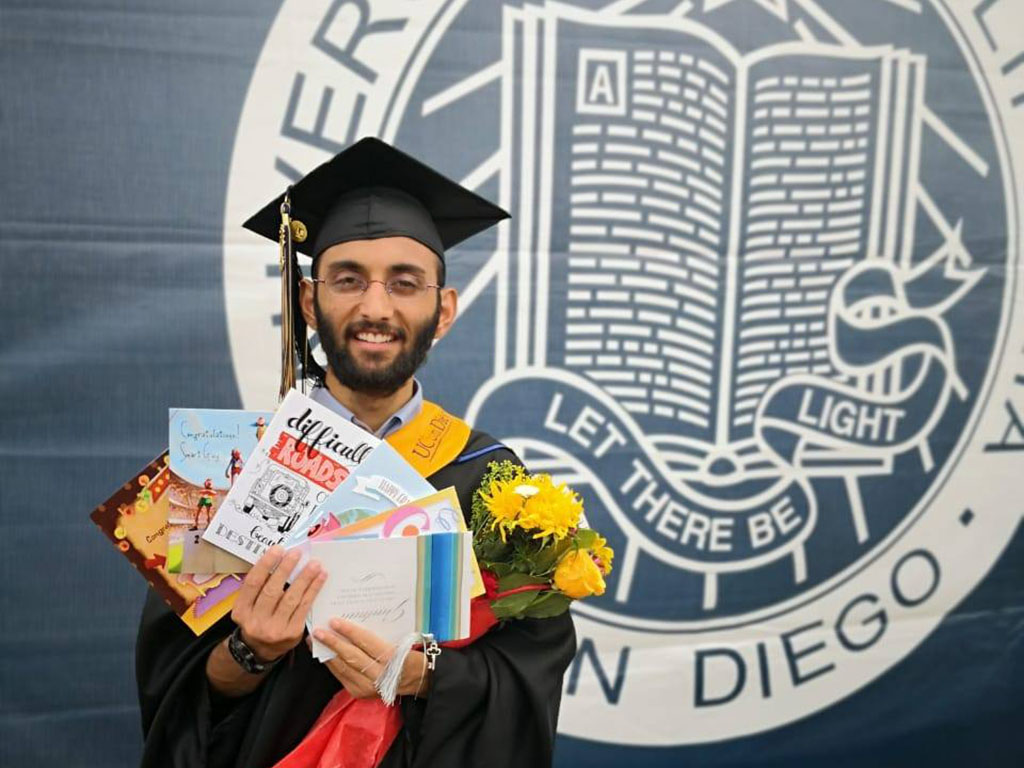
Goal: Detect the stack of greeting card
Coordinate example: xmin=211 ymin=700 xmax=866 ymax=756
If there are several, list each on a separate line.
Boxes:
xmin=289 ymin=485 xmax=483 ymax=659
xmin=90 ymin=406 xmax=271 ymax=634
xmin=93 ymin=389 xmax=476 ymax=646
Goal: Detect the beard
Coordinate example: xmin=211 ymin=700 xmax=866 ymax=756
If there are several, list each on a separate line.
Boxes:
xmin=314 ymin=296 xmax=441 ymax=396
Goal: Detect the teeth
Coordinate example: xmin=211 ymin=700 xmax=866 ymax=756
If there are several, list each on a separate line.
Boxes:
xmin=355 ymin=332 xmax=394 ymax=344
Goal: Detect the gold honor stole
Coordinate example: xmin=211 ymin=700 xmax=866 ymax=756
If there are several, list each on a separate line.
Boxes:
xmin=385 ymin=400 xmax=472 ymax=478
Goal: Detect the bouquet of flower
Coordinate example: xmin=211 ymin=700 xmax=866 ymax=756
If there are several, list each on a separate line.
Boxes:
xmin=471 ymin=460 xmax=614 ymax=620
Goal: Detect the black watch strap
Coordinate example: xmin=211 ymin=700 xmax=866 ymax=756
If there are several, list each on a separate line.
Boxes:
xmin=227 ymin=626 xmax=280 ymax=675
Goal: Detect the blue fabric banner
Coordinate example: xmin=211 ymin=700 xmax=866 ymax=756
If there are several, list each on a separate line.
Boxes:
xmin=1 ymin=1 xmax=1022 ymax=766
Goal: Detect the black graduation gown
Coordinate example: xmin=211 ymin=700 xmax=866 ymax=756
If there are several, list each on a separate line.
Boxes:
xmin=136 ymin=432 xmax=577 ymax=768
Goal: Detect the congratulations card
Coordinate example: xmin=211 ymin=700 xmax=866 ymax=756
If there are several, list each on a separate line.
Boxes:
xmin=167 ymin=408 xmax=272 ymax=574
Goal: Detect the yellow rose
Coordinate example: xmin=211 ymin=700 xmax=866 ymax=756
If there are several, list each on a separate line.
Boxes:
xmin=554 ymin=549 xmax=607 ymax=599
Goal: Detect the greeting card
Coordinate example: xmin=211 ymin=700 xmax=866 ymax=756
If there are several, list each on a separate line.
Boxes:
xmin=203 ymin=389 xmax=379 ymax=563
xmin=166 ymin=408 xmax=272 ymax=573
xmin=286 ymin=441 xmax=437 ymax=544
xmin=90 ymin=453 xmax=242 ymax=635
xmin=307 ymin=532 xmax=473 ymax=661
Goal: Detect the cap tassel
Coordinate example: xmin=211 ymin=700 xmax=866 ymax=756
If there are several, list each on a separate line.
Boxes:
xmin=278 ymin=192 xmax=297 ymax=401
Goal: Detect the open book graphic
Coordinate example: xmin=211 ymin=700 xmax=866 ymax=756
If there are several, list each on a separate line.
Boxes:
xmin=504 ymin=4 xmax=923 ymax=452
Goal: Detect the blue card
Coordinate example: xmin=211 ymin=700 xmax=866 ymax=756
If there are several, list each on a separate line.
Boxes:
xmin=285 ymin=441 xmax=436 ymax=543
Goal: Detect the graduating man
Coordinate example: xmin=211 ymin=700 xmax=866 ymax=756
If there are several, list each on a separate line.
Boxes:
xmin=136 ymin=138 xmax=577 ymax=768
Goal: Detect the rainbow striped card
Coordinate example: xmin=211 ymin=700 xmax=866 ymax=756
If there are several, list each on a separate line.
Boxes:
xmin=307 ymin=531 xmax=473 ymax=662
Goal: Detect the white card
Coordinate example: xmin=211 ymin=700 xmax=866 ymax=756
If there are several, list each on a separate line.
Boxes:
xmin=308 ymin=537 xmax=420 ymax=661
xmin=202 ymin=389 xmax=380 ymax=563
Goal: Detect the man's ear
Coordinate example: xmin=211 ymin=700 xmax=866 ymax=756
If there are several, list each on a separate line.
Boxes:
xmin=433 ymin=288 xmax=458 ymax=342
xmin=300 ymin=278 xmax=317 ymax=330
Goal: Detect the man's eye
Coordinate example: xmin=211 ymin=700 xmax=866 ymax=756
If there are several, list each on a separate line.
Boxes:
xmin=390 ymin=278 xmax=422 ymax=295
xmin=332 ymin=275 xmax=363 ymax=291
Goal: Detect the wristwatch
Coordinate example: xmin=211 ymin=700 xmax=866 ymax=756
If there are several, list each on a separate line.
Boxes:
xmin=227 ymin=626 xmax=280 ymax=675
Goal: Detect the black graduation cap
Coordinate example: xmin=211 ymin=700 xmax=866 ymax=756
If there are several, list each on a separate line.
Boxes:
xmin=242 ymin=136 xmax=509 ymax=263
xmin=242 ymin=136 xmax=509 ymax=400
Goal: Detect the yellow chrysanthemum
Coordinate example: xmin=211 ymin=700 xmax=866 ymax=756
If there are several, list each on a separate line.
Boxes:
xmin=480 ymin=476 xmax=526 ymax=541
xmin=515 ymin=475 xmax=583 ymax=540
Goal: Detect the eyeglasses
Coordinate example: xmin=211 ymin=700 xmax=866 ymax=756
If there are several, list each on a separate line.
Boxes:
xmin=310 ymin=272 xmax=441 ymax=300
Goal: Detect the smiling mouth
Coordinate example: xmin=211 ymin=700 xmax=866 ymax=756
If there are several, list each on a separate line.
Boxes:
xmin=351 ymin=330 xmax=400 ymax=346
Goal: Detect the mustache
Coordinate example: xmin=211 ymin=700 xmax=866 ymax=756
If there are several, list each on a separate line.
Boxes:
xmin=345 ymin=321 xmax=406 ymax=341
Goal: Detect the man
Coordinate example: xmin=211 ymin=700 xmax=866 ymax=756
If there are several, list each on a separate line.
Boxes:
xmin=136 ymin=138 xmax=577 ymax=768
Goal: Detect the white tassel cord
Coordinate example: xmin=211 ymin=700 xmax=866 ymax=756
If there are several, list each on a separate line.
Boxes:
xmin=375 ymin=631 xmax=421 ymax=706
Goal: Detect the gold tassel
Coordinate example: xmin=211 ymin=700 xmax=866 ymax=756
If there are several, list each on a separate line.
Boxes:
xmin=278 ymin=192 xmax=297 ymax=401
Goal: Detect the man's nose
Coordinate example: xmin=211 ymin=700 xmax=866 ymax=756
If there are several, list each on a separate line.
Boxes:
xmin=356 ymin=280 xmax=394 ymax=320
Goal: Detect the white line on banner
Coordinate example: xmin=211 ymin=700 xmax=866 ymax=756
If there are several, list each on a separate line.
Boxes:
xmin=922 ymin=105 xmax=991 ymax=177
xmin=421 ymin=61 xmax=502 ymax=117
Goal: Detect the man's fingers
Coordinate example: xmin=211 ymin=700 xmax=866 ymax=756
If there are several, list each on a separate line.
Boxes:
xmin=328 ymin=618 xmax=392 ymax=662
xmin=312 ymin=626 xmax=352 ymax=660
xmin=314 ymin=627 xmax=377 ymax=677
xmin=323 ymin=656 xmax=376 ymax=699
xmin=286 ymin=568 xmax=327 ymax=629
xmin=315 ymin=630 xmax=364 ymax=681
xmin=253 ymin=548 xmax=301 ymax=613
xmin=234 ymin=546 xmax=285 ymax=614
xmin=323 ymin=621 xmax=390 ymax=681
xmin=316 ymin=629 xmax=380 ymax=700
xmin=277 ymin=559 xmax=321 ymax=616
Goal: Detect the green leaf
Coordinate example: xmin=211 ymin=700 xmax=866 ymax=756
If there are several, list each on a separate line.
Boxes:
xmin=490 ymin=591 xmax=542 ymax=620
xmin=488 ymin=562 xmax=514 ymax=578
xmin=574 ymin=528 xmax=599 ymax=549
xmin=523 ymin=592 xmax=573 ymax=619
xmin=533 ymin=538 xmax=573 ymax=572
xmin=497 ymin=573 xmax=549 ymax=592
xmin=476 ymin=539 xmax=510 ymax=563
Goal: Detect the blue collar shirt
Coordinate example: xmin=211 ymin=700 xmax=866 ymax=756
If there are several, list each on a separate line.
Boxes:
xmin=310 ymin=380 xmax=424 ymax=440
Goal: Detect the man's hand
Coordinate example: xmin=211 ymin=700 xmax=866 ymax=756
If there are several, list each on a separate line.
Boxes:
xmin=206 ymin=546 xmax=325 ymax=697
xmin=314 ymin=619 xmax=433 ymax=700
xmin=231 ymin=545 xmax=325 ymax=661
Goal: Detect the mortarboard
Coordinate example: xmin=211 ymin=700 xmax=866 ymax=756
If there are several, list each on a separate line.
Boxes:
xmin=243 ymin=136 xmax=509 ymax=262
xmin=241 ymin=136 xmax=510 ymax=399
